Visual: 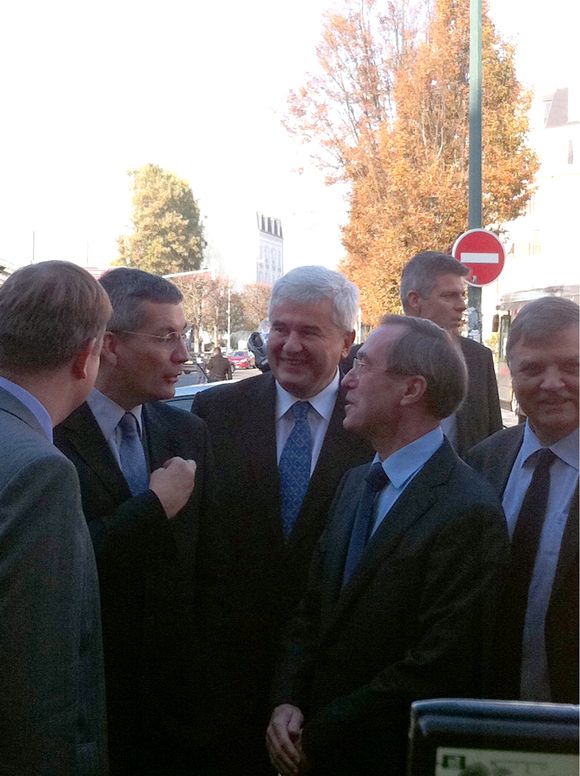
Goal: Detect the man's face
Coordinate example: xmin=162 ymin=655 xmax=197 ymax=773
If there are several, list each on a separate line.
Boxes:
xmin=267 ymin=298 xmax=353 ymax=399
xmin=342 ymin=325 xmax=407 ymax=440
xmin=509 ymin=325 xmax=579 ymax=445
xmin=113 ymin=301 xmax=188 ymax=406
xmin=410 ymin=273 xmax=467 ymax=335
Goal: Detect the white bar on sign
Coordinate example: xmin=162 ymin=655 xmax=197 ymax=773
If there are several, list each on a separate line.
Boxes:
xmin=459 ymin=251 xmax=499 ymax=264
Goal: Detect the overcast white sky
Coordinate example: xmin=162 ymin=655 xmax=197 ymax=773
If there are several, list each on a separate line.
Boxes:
xmin=0 ymin=0 xmax=576 ymax=280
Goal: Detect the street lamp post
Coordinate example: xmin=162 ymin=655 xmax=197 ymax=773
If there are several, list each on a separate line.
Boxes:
xmin=468 ymin=0 xmax=483 ymax=341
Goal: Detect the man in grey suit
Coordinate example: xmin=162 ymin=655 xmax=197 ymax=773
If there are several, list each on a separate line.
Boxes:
xmin=467 ymin=296 xmax=578 ymax=704
xmin=401 ymin=251 xmax=502 ymax=456
xmin=192 ymin=265 xmax=372 ymax=774
xmin=0 ymin=261 xmax=111 ymax=774
xmin=266 ymin=315 xmax=509 ymax=776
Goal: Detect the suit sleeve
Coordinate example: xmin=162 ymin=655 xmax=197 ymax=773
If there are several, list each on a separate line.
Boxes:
xmin=0 ymin=453 xmax=95 ymax=773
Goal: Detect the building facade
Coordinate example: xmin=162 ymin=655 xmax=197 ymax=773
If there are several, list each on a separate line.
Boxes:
xmin=256 ymin=213 xmax=283 ymax=286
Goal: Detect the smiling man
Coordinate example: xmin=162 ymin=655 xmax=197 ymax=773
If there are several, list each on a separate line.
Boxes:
xmin=54 ymin=268 xmax=218 ymax=775
xmin=400 ymin=251 xmax=502 ymax=456
xmin=266 ymin=315 xmax=509 ymax=776
xmin=191 ymin=265 xmax=372 ymax=774
xmin=467 ymin=296 xmax=579 ymax=704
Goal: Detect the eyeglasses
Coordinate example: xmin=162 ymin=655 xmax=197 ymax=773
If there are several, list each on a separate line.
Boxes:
xmin=351 ymin=356 xmax=383 ymax=375
xmin=351 ymin=357 xmax=411 ymax=378
xmin=114 ymin=330 xmax=188 ymax=348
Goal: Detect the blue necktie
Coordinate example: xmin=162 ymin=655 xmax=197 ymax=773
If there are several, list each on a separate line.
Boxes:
xmin=118 ymin=412 xmax=149 ymax=496
xmin=342 ymin=462 xmax=389 ymax=587
xmin=279 ymin=401 xmax=312 ymax=536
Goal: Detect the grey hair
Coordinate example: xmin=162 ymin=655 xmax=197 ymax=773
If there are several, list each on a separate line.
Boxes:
xmin=400 ymin=251 xmax=469 ymax=313
xmin=507 ymin=296 xmax=579 ymax=366
xmin=379 ymin=314 xmax=468 ymax=419
xmin=268 ymin=265 xmax=359 ymax=332
xmin=99 ymin=267 xmax=183 ymax=332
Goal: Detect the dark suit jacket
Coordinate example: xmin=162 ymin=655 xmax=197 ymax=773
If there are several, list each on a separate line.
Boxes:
xmin=455 ymin=336 xmax=503 ymax=456
xmin=467 ymin=424 xmax=579 ymax=704
xmin=191 ymin=373 xmax=372 ymax=701
xmin=0 ymin=387 xmax=107 ymax=775
xmin=271 ymin=440 xmax=509 ymax=776
xmin=54 ymin=400 xmax=219 ymax=770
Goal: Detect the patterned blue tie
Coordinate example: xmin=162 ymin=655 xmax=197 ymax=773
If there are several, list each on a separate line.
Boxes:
xmin=279 ymin=401 xmax=312 ymax=537
xmin=342 ymin=462 xmax=389 ymax=587
xmin=118 ymin=412 xmax=149 ymax=495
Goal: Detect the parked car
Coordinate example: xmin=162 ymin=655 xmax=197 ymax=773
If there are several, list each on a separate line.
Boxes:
xmin=228 ymin=350 xmax=255 ymax=370
xmin=164 ymin=380 xmax=234 ymax=412
xmin=179 ymin=361 xmax=209 ymax=385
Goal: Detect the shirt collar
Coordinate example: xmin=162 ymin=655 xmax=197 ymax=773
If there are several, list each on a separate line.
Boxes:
xmin=275 ymin=369 xmax=340 ymax=422
xmin=0 ymin=376 xmax=53 ymax=441
xmin=87 ymin=388 xmax=144 ymax=440
xmin=374 ymin=426 xmax=445 ymax=490
xmin=521 ymin=420 xmax=579 ymax=472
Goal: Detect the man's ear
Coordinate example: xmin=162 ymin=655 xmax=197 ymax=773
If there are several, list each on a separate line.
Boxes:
xmin=99 ymin=331 xmax=119 ymax=367
xmin=406 ymin=291 xmax=422 ymax=316
xmin=71 ymin=338 xmax=97 ymax=379
xmin=341 ymin=330 xmax=356 ymax=359
xmin=400 ymin=375 xmax=427 ymax=406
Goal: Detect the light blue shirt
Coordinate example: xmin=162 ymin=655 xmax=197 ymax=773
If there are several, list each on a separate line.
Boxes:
xmin=0 ymin=376 xmax=53 ymax=441
xmin=275 ymin=370 xmax=339 ymax=476
xmin=502 ymin=421 xmax=579 ymax=701
xmin=87 ymin=389 xmax=144 ymax=469
xmin=370 ymin=426 xmax=445 ymax=536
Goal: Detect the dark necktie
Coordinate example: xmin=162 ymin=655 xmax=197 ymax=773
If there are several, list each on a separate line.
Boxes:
xmin=342 ymin=462 xmax=390 ymax=587
xmin=279 ymin=401 xmax=312 ymax=537
xmin=118 ymin=412 xmax=149 ymax=496
xmin=496 ymin=447 xmax=556 ymax=696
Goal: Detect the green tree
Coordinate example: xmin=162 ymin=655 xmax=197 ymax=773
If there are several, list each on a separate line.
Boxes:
xmin=117 ymin=164 xmax=205 ymax=275
xmin=286 ymin=0 xmax=539 ymax=325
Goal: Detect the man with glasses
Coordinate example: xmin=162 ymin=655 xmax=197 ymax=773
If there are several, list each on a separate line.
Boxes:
xmin=400 ymin=251 xmax=502 ymax=457
xmin=266 ymin=315 xmax=509 ymax=776
xmin=55 ymin=268 xmax=219 ymax=775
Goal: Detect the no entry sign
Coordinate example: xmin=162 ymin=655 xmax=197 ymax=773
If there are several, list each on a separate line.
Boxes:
xmin=451 ymin=229 xmax=505 ymax=286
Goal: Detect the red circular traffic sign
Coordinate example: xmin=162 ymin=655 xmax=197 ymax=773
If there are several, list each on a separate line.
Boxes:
xmin=451 ymin=229 xmax=505 ymax=286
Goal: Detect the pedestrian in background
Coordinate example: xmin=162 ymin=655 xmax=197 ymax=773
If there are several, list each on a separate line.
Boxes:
xmin=400 ymin=250 xmax=503 ymax=456
xmin=207 ymin=345 xmax=233 ymax=381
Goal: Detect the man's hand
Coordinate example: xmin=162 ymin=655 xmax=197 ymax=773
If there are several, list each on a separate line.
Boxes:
xmin=149 ymin=457 xmax=196 ymax=519
xmin=266 ymin=704 xmax=307 ymax=776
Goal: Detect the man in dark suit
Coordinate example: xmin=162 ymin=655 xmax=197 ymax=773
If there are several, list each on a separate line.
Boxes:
xmin=55 ymin=268 xmax=219 ymax=775
xmin=192 ymin=265 xmax=372 ymax=773
xmin=0 ymin=261 xmax=110 ymax=774
xmin=401 ymin=251 xmax=502 ymax=456
xmin=266 ymin=315 xmax=509 ymax=776
xmin=467 ymin=296 xmax=578 ymax=704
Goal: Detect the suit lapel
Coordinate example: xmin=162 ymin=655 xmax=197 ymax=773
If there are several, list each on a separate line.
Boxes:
xmin=243 ymin=374 xmax=281 ymax=529
xmin=323 ymin=442 xmax=455 ymax=637
xmin=59 ymin=402 xmax=130 ymax=499
xmin=485 ymin=425 xmax=525 ymax=496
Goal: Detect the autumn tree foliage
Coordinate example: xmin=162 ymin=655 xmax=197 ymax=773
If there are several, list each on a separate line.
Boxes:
xmin=286 ymin=0 xmax=539 ymax=324
xmin=116 ymin=164 xmax=205 ymax=276
xmin=240 ymin=283 xmax=271 ymax=330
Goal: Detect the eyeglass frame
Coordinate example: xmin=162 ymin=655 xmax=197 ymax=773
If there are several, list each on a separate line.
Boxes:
xmin=111 ymin=330 xmax=188 ymax=348
xmin=351 ymin=355 xmax=414 ymax=378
